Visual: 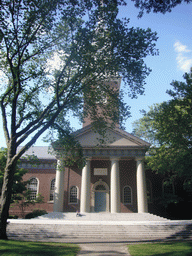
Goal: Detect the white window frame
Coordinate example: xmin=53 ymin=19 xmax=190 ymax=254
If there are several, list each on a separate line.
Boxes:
xmin=91 ymin=180 xmax=110 ymax=212
xmin=49 ymin=178 xmax=55 ymax=201
xmin=27 ymin=177 xmax=39 ymax=200
xmin=69 ymin=186 xmax=79 ymax=204
xmin=123 ymin=185 xmax=132 ymax=205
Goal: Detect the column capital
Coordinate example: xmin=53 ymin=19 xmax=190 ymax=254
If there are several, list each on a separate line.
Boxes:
xmin=110 ymin=157 xmax=120 ymax=161
xmin=135 ymin=157 xmax=145 ymax=162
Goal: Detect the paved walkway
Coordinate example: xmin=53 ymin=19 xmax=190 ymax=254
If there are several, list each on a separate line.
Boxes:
xmin=77 ymin=243 xmax=131 ymax=256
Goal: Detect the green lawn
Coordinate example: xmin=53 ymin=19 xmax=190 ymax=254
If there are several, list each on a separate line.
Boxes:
xmin=0 ymin=240 xmax=80 ymax=256
xmin=128 ymin=242 xmax=192 ymax=256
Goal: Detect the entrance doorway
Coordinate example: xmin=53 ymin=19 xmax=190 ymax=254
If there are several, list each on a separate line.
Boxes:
xmin=95 ymin=191 xmax=106 ymax=212
xmin=91 ymin=180 xmax=109 ymax=212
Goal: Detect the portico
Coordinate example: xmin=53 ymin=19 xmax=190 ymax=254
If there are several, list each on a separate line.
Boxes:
xmin=53 ymin=125 xmax=150 ymax=214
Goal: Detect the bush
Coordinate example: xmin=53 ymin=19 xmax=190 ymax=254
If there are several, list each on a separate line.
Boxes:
xmin=25 ymin=209 xmax=47 ymax=219
xmin=8 ymin=215 xmax=18 ymax=219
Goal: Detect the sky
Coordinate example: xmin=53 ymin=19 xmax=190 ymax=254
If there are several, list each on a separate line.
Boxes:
xmin=120 ymin=1 xmax=192 ymax=132
xmin=0 ymin=1 xmax=192 ymax=147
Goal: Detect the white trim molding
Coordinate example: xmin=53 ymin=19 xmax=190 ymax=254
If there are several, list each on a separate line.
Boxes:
xmin=91 ymin=179 xmax=110 ymax=212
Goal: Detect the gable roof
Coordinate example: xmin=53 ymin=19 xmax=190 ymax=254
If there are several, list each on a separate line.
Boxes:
xmin=72 ymin=124 xmax=150 ymax=149
xmin=18 ymin=146 xmax=56 ymax=160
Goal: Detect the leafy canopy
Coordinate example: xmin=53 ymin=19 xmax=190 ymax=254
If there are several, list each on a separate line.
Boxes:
xmin=131 ymin=0 xmax=192 ymax=17
xmin=0 ymin=0 xmax=159 ymax=239
xmin=133 ymin=70 xmax=192 ymax=177
xmin=0 ymin=0 xmax=158 ymax=159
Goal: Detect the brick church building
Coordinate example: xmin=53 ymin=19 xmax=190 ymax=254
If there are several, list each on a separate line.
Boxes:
xmin=12 ymin=129 xmax=151 ymax=217
xmin=10 ymin=76 xmax=188 ymax=219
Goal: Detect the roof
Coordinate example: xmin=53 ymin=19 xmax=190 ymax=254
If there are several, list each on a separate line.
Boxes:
xmin=72 ymin=124 xmax=150 ymax=149
xmin=18 ymin=126 xmax=150 ymax=160
xmin=18 ymin=146 xmax=56 ymax=160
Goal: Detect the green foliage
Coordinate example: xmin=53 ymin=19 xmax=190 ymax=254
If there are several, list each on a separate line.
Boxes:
xmin=132 ymin=105 xmax=161 ymax=146
xmin=0 ymin=0 xmax=158 ymax=156
xmin=132 ymin=0 xmax=192 ymax=17
xmin=156 ymin=72 xmax=192 ymax=151
xmin=0 ymin=0 xmax=158 ymax=237
xmin=0 ymin=148 xmax=27 ymax=201
xmin=25 ymin=209 xmax=47 ymax=219
xmin=52 ymin=131 xmax=86 ymax=169
xmin=133 ymin=70 xmax=192 ymax=178
xmin=146 ymin=146 xmax=192 ymax=176
xmin=0 ymin=148 xmax=44 ymax=218
xmin=14 ymin=192 xmax=44 ymax=218
xmin=8 ymin=215 xmax=18 ymax=219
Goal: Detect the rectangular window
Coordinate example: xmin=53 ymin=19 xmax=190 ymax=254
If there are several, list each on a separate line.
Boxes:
xmin=50 ymin=178 xmax=55 ymax=201
xmin=28 ymin=178 xmax=38 ymax=200
xmin=70 ymin=186 xmax=78 ymax=203
xmin=124 ymin=186 xmax=132 ymax=204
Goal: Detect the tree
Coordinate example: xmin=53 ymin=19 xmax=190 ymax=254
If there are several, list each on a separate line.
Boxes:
xmin=14 ymin=191 xmax=44 ymax=219
xmin=132 ymin=106 xmax=160 ymax=146
xmin=0 ymin=148 xmax=27 ymax=203
xmin=0 ymin=148 xmax=44 ymax=218
xmin=133 ymin=70 xmax=192 ymax=178
xmin=133 ymin=71 xmax=192 ymax=217
xmin=131 ymin=0 xmax=192 ymax=17
xmin=0 ymin=0 xmax=158 ymax=239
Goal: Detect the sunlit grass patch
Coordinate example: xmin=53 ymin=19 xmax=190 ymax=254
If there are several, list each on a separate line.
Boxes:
xmin=0 ymin=240 xmax=80 ymax=256
xmin=128 ymin=242 xmax=192 ymax=256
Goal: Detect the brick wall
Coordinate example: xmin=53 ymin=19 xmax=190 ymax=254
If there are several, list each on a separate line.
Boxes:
xmin=9 ymin=161 xmax=56 ymax=218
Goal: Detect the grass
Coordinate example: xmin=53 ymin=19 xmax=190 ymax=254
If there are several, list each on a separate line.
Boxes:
xmin=0 ymin=240 xmax=80 ymax=256
xmin=128 ymin=242 xmax=192 ymax=256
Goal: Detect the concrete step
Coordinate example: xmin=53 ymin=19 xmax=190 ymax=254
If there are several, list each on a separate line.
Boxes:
xmin=7 ymin=222 xmax=192 ymax=242
xmin=36 ymin=212 xmax=169 ymax=222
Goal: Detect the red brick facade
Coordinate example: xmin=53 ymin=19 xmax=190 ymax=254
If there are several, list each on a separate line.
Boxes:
xmin=10 ymin=154 xmax=192 ymax=220
xmin=9 ymin=159 xmax=57 ymax=218
xmin=62 ymin=159 xmax=138 ymax=213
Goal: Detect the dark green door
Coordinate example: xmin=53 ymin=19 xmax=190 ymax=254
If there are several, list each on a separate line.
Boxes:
xmin=95 ymin=192 xmax=106 ymax=212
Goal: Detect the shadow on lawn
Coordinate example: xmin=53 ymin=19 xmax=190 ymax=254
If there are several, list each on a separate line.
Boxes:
xmin=0 ymin=240 xmax=79 ymax=256
xmin=167 ymin=224 xmax=192 ymax=241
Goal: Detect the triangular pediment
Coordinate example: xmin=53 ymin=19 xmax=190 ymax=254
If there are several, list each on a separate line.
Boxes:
xmin=72 ymin=125 xmax=150 ymax=149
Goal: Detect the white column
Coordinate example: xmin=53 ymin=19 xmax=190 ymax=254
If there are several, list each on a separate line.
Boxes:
xmin=80 ymin=159 xmax=91 ymax=213
xmin=53 ymin=160 xmax=65 ymax=212
xmin=110 ymin=158 xmax=120 ymax=213
xmin=136 ymin=157 xmax=148 ymax=213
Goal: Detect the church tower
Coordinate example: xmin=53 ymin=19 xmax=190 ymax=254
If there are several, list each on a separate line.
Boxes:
xmin=83 ymin=76 xmax=122 ymax=128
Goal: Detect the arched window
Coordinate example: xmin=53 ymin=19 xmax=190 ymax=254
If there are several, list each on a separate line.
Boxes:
xmin=95 ymin=184 xmax=106 ymax=191
xmin=49 ymin=178 xmax=55 ymax=201
xmin=69 ymin=186 xmax=78 ymax=204
xmin=28 ymin=177 xmax=38 ymax=200
xmin=123 ymin=186 xmax=132 ymax=204
xmin=163 ymin=179 xmax=174 ymax=197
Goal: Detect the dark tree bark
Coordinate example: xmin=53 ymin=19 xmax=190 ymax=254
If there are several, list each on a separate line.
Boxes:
xmin=0 ymin=146 xmax=17 ymax=239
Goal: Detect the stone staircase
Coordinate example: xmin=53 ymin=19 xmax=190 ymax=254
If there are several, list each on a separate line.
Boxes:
xmin=7 ymin=213 xmax=192 ymax=243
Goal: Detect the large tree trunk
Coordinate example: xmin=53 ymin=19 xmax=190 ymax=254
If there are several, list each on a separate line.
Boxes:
xmin=0 ymin=151 xmax=16 ymax=239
